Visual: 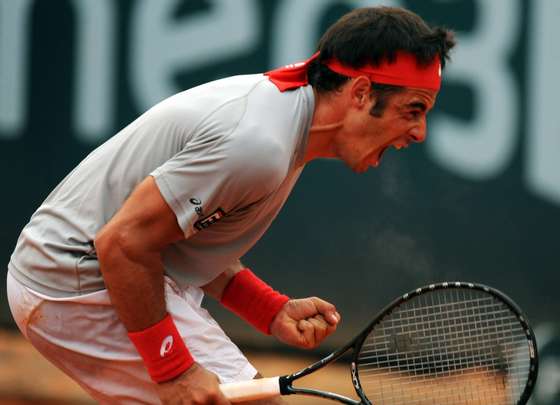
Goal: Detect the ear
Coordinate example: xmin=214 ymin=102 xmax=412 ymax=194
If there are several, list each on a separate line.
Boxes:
xmin=349 ymin=76 xmax=372 ymax=108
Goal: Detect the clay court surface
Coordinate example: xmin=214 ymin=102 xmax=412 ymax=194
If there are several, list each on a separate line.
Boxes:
xmin=0 ymin=330 xmax=353 ymax=404
xmin=1 ymin=331 xmax=512 ymax=404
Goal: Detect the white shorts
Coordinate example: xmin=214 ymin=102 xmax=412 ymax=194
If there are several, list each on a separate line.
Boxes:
xmin=6 ymin=271 xmax=257 ymax=405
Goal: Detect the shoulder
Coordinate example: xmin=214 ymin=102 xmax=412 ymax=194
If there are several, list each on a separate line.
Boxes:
xmin=138 ymin=75 xmax=272 ymax=133
xmin=220 ymin=132 xmax=288 ymax=197
xmin=144 ymin=74 xmax=310 ymax=134
xmin=153 ymin=75 xmax=304 ymax=194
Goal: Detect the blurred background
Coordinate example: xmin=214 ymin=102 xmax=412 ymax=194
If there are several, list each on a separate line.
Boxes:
xmin=1 ymin=0 xmax=558 ymax=404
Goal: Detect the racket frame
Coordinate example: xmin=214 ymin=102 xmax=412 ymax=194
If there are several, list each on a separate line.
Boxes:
xmin=350 ymin=281 xmax=539 ymax=405
xmin=279 ymin=281 xmax=538 ymax=405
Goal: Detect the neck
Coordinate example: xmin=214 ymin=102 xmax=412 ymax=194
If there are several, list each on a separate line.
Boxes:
xmin=303 ymin=89 xmax=345 ymax=164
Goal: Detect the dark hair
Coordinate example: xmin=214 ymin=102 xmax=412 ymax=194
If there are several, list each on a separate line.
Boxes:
xmin=308 ymin=6 xmax=456 ymax=114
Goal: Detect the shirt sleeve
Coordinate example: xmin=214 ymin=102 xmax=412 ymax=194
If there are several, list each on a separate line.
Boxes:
xmin=150 ymin=134 xmax=282 ymax=239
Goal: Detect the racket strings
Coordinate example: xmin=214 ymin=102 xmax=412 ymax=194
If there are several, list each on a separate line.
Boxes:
xmin=356 ymin=288 xmax=531 ymax=405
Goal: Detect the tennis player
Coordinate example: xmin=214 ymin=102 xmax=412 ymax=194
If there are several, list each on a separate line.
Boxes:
xmin=7 ymin=6 xmax=455 ymax=405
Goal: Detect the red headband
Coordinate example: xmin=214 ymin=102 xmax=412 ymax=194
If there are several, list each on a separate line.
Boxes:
xmin=265 ymin=51 xmax=441 ymax=92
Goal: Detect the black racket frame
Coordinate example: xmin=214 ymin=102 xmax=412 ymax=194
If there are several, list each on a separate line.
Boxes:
xmin=278 ymin=281 xmax=539 ymax=405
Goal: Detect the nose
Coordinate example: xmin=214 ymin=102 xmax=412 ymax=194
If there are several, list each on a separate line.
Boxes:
xmin=408 ymin=119 xmax=427 ymax=143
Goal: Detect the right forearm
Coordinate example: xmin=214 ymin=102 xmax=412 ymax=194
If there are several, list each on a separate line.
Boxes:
xmin=97 ymin=243 xmax=167 ymax=332
xmin=94 ymin=176 xmax=185 ymax=332
xmin=92 ymin=177 xmax=199 ymax=388
xmin=97 ymin=236 xmax=196 ymax=384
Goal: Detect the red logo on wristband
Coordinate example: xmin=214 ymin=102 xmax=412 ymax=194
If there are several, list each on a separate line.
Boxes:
xmin=160 ymin=335 xmax=173 ymax=357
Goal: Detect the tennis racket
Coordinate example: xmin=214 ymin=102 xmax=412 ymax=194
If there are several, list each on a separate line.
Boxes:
xmin=220 ymin=281 xmax=538 ymax=404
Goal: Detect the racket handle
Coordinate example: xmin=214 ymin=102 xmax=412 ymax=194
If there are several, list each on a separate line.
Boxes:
xmin=220 ymin=376 xmax=281 ymax=402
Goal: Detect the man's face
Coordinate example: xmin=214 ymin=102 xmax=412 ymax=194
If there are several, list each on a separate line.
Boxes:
xmin=333 ymin=87 xmax=437 ymax=173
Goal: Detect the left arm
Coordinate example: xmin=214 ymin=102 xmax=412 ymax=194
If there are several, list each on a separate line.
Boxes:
xmin=202 ymin=264 xmax=341 ymax=349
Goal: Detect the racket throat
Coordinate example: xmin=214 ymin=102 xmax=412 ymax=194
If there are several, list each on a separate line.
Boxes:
xmin=278 ymin=375 xmax=292 ymax=395
xmin=280 ymin=375 xmax=362 ymax=404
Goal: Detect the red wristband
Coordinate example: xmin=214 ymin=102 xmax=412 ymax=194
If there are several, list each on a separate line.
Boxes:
xmin=220 ymin=268 xmax=290 ymax=335
xmin=127 ymin=314 xmax=194 ymax=383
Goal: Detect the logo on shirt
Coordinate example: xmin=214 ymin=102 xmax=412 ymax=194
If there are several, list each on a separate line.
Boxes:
xmin=194 ymin=208 xmax=226 ymax=230
xmin=160 ymin=335 xmax=174 ymax=357
xmin=189 ymin=197 xmax=204 ymax=217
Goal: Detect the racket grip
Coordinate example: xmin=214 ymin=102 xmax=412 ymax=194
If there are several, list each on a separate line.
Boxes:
xmin=220 ymin=376 xmax=281 ymax=402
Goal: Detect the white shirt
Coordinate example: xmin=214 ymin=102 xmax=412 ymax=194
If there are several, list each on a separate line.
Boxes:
xmin=9 ymin=74 xmax=315 ymax=297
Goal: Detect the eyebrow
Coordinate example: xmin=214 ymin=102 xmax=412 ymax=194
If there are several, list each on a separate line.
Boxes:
xmin=406 ymin=101 xmax=428 ymax=111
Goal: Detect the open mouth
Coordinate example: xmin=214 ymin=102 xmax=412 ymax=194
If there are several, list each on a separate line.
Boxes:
xmin=356 ymin=146 xmax=391 ymax=172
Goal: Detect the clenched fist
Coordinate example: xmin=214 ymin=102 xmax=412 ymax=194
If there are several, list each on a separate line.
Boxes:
xmin=269 ymin=297 xmax=340 ymax=349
